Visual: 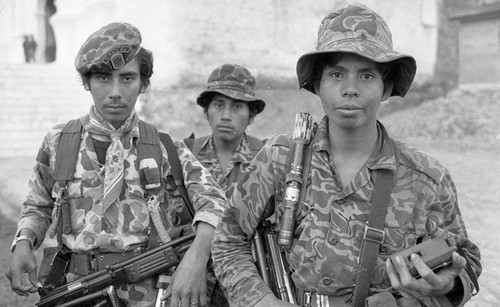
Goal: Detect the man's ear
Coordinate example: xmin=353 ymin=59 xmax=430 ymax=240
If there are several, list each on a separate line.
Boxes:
xmin=248 ymin=114 xmax=255 ymax=126
xmin=83 ymin=82 xmax=90 ymax=91
xmin=381 ymin=82 xmax=394 ymax=101
xmin=313 ymin=79 xmax=321 ymax=95
xmin=139 ymin=83 xmax=149 ymax=94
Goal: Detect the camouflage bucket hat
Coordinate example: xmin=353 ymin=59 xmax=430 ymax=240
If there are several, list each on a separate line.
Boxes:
xmin=296 ymin=4 xmax=417 ymax=97
xmin=197 ymin=64 xmax=266 ymax=114
xmin=75 ymin=22 xmax=142 ymax=75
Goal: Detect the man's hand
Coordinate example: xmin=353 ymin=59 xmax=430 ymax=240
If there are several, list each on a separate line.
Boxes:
xmin=5 ymin=241 xmax=42 ymax=296
xmin=386 ymin=251 xmax=466 ymax=298
xmin=161 ymin=222 xmax=214 ymax=307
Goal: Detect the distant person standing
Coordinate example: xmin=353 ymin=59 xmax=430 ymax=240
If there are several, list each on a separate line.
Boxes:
xmin=23 ymin=35 xmax=37 ymax=63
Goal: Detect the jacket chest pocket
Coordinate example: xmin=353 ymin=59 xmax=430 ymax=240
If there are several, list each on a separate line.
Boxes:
xmin=53 ymin=179 xmax=87 ymax=232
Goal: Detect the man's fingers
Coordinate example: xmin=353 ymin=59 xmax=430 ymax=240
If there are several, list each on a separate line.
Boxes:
xmin=386 ymin=259 xmax=402 ymax=287
xmin=410 ymin=253 xmax=433 ymax=279
xmin=160 ymin=283 xmax=172 ymax=300
xmin=28 ymin=269 xmax=42 ymax=290
xmin=450 ymin=251 xmax=467 ymax=270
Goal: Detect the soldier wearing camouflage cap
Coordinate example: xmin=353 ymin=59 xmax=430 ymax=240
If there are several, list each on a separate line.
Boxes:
xmin=186 ymin=64 xmax=266 ymax=196
xmin=184 ymin=64 xmax=267 ymax=306
xmin=212 ymin=4 xmax=480 ymax=307
xmin=7 ymin=22 xmax=229 ymax=307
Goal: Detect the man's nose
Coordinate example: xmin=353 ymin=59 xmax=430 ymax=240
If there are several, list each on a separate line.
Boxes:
xmin=109 ymin=79 xmax=122 ymax=99
xmin=342 ymin=76 xmax=359 ymax=98
xmin=221 ymin=106 xmax=232 ymax=119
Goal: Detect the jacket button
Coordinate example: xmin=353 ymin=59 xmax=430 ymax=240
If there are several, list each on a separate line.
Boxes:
xmin=321 ymin=277 xmax=332 ymax=285
xmin=328 ymin=236 xmax=338 ymax=245
xmin=379 ymin=245 xmax=389 ymax=254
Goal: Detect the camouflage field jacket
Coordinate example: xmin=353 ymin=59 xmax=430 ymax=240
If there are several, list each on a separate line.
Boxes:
xmin=17 ymin=121 xmax=228 ymax=252
xmin=188 ymin=134 xmax=264 ymax=197
xmin=211 ymin=116 xmax=481 ymax=306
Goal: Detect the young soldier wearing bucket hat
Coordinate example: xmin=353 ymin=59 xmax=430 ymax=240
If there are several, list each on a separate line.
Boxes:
xmin=211 ymin=4 xmax=481 ymax=307
xmin=6 ymin=22 xmax=228 ymax=307
xmin=183 ymin=64 xmax=267 ymax=306
xmin=185 ymin=64 xmax=266 ymax=198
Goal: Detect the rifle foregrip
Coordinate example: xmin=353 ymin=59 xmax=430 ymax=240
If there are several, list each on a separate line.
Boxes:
xmin=125 ymin=247 xmax=180 ymax=283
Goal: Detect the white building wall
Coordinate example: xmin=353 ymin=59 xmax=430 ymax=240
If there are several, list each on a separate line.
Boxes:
xmin=0 ymin=0 xmax=439 ymax=86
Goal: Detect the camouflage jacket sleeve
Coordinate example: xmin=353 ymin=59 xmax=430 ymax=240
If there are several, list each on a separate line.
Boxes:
xmin=17 ymin=126 xmax=63 ymax=249
xmin=164 ymin=137 xmax=228 ymax=230
xmin=398 ymin=143 xmax=481 ymax=306
xmin=211 ymin=134 xmax=289 ymax=306
xmin=436 ymin=171 xmax=481 ymax=305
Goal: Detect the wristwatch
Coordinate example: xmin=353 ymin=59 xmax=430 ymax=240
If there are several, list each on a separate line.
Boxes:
xmin=10 ymin=235 xmax=35 ymax=253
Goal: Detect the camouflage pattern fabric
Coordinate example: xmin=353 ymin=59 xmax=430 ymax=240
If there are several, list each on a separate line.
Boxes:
xmin=296 ymin=3 xmax=416 ymax=97
xmin=75 ymin=22 xmax=143 ymax=75
xmin=18 ymin=117 xmax=226 ymax=251
xmin=197 ymin=64 xmax=266 ymax=114
xmin=189 ymin=134 xmax=264 ymax=198
xmin=211 ymin=116 xmax=481 ymax=307
xmin=188 ymin=134 xmax=264 ymax=307
xmin=16 ymin=113 xmax=228 ymax=305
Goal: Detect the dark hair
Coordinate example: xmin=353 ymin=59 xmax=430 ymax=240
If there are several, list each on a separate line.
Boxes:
xmin=80 ymin=47 xmax=154 ymax=89
xmin=311 ymin=53 xmax=393 ymax=94
xmin=202 ymin=93 xmax=260 ymax=119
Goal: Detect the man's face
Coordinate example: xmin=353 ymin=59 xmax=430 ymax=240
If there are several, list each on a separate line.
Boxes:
xmin=206 ymin=94 xmax=254 ymax=143
xmin=86 ymin=58 xmax=145 ymax=129
xmin=316 ymin=53 xmax=391 ymax=132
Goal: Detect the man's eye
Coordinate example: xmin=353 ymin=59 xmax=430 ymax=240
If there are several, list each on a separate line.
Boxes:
xmin=98 ymin=75 xmax=109 ymax=82
xmin=122 ymin=76 xmax=135 ymax=82
xmin=361 ymin=74 xmax=375 ymax=80
xmin=329 ymin=71 xmax=343 ymax=79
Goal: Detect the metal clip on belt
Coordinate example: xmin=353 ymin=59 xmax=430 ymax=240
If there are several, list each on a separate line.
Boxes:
xmin=69 ymin=249 xmax=142 ymax=275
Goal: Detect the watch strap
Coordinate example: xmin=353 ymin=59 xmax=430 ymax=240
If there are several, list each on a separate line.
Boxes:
xmin=10 ymin=234 xmax=35 ymax=253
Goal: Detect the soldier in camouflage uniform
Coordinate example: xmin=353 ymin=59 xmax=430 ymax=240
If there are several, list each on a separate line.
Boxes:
xmin=6 ymin=22 xmax=228 ymax=307
xmin=211 ymin=4 xmax=481 ymax=307
xmin=186 ymin=64 xmax=266 ymax=198
xmin=184 ymin=64 xmax=267 ymax=306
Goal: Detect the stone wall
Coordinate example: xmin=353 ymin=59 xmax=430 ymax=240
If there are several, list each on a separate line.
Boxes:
xmin=0 ymin=63 xmax=91 ymax=158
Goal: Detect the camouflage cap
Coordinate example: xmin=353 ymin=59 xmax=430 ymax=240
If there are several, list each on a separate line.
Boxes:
xmin=296 ymin=4 xmax=417 ymax=97
xmin=197 ymin=64 xmax=266 ymax=114
xmin=75 ymin=22 xmax=142 ymax=75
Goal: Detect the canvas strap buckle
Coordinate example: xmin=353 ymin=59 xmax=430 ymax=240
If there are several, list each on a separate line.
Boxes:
xmin=363 ymin=223 xmax=385 ymax=245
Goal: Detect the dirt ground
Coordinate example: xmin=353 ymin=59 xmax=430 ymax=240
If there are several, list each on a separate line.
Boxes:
xmin=0 ymin=144 xmax=498 ymax=306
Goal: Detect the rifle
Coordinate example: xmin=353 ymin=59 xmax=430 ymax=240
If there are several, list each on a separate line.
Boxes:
xmin=251 ymin=112 xmax=314 ymax=305
xmin=37 ymin=233 xmax=195 ymax=307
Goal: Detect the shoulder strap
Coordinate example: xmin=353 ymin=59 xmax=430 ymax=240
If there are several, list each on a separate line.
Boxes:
xmin=190 ymin=136 xmax=209 ymax=155
xmin=158 ymin=132 xmax=195 ymax=219
xmin=351 ymin=169 xmax=394 ymax=307
xmin=52 ymin=119 xmax=83 ymax=246
xmin=54 ymin=119 xmax=83 ymax=184
xmin=136 ymin=121 xmax=195 ymax=220
xmin=352 ymin=139 xmax=399 ymax=306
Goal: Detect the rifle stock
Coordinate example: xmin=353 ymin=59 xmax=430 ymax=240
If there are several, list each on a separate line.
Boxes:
xmin=37 ymin=233 xmax=195 ymax=307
